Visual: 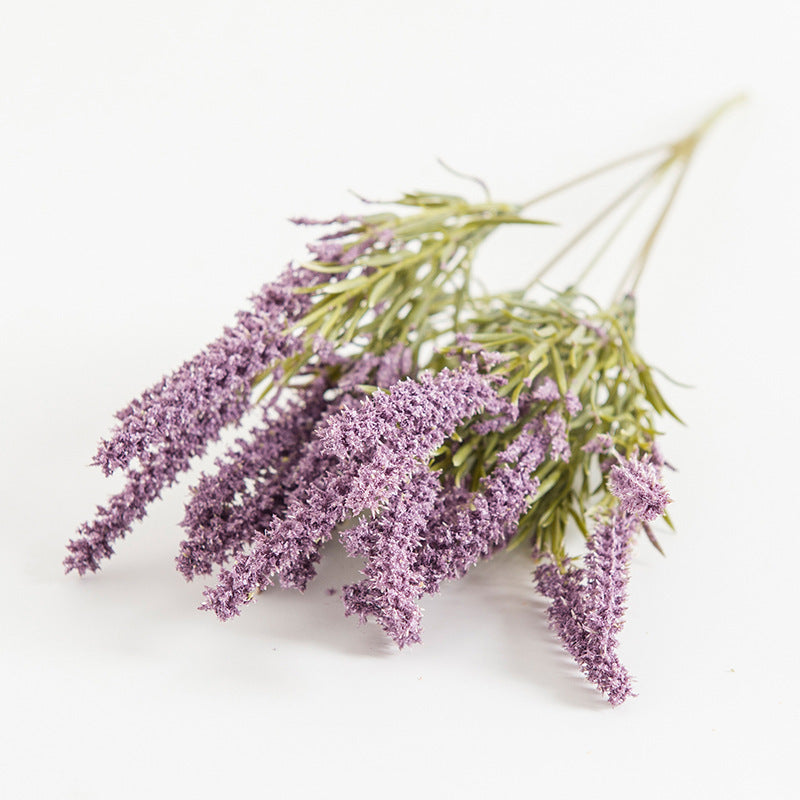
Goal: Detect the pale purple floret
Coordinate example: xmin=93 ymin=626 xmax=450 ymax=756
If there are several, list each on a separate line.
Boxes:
xmin=564 ymin=391 xmax=582 ymax=417
xmin=526 ymin=375 xmax=581 ymax=418
xmin=307 ymin=229 xmax=394 ymax=265
xmin=202 ymin=365 xmax=504 ymax=621
xmin=341 ymin=466 xmax=441 ymax=648
xmin=93 ymin=264 xmax=321 ymax=477
xmin=176 ymin=381 xmax=329 ymax=580
xmin=531 ymin=376 xmax=561 ymax=403
xmin=545 ymin=411 xmax=571 ymax=462
xmin=582 ymin=433 xmax=614 ymax=454
xmin=608 ymin=455 xmax=670 ymax=522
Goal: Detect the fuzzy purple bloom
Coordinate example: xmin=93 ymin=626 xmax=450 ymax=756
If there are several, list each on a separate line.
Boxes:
xmin=545 ymin=411 xmax=571 ymax=462
xmin=608 ymin=455 xmax=670 ymax=522
xmin=307 ymin=229 xmax=394 ymax=265
xmin=343 ymin=417 xmax=552 ymax=647
xmin=341 ymin=466 xmax=441 ymax=648
xmin=531 ymin=376 xmax=561 ymax=403
xmin=65 ymin=437 xmax=195 ymax=575
xmin=582 ymin=433 xmax=614 ymax=454
xmin=534 ymin=507 xmax=637 ymax=707
xmin=93 ymin=264 xmax=320 ymax=477
xmin=202 ymin=365 xmax=504 ymax=621
xmin=176 ymin=382 xmax=330 ymax=580
xmin=564 ymin=391 xmax=582 ymax=417
xmin=66 ymin=265 xmax=326 ymax=575
xmin=534 ymin=453 xmax=671 ymax=704
xmin=415 ymin=420 xmax=549 ymax=594
xmin=317 ymin=365 xmax=507 ymax=512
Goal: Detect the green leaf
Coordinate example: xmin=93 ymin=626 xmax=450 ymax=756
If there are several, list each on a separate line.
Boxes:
xmin=452 ymin=438 xmax=478 ymax=467
xmin=550 ymin=345 xmax=567 ymax=394
xmin=318 ymin=275 xmax=373 ymax=295
xmin=368 ymin=272 xmax=395 ymax=308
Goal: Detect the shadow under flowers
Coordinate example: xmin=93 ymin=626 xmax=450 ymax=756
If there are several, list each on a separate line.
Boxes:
xmin=219 ymin=538 xmax=613 ymax=708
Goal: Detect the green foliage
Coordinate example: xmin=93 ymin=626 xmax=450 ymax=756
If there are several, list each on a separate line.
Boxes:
xmin=249 ymin=189 xmax=679 ymax=563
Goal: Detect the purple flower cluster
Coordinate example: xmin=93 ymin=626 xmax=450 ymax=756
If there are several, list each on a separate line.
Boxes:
xmin=535 ymin=510 xmax=638 ymax=706
xmin=201 ymin=364 xmax=507 ymax=621
xmin=293 ymin=216 xmax=395 ymax=266
xmin=415 ymin=421 xmax=551 ymax=594
xmin=94 ymin=264 xmax=319 ymax=476
xmin=176 ymin=381 xmax=330 ymax=580
xmin=608 ymin=454 xmax=671 ymax=522
xmin=534 ymin=454 xmax=670 ymax=705
xmin=341 ymin=465 xmax=441 ymax=647
xmin=64 ymin=265 xmax=323 ymax=576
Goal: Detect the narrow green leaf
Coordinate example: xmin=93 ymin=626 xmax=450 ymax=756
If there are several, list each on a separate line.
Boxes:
xmin=368 ymin=272 xmax=395 ymax=308
xmin=550 ymin=345 xmax=567 ymax=394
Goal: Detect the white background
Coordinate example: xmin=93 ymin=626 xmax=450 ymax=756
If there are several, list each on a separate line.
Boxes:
xmin=2 ymin=1 xmax=799 ymax=798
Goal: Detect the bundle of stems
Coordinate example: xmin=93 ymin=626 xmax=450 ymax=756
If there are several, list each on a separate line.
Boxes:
xmin=65 ymin=99 xmax=741 ymax=705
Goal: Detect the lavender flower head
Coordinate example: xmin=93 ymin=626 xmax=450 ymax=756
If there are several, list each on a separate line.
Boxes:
xmin=534 ymin=453 xmax=671 ymax=705
xmin=202 ymin=363 xmax=506 ymax=621
xmin=608 ymin=454 xmax=671 ymax=522
xmin=92 ymin=264 xmax=320 ymax=477
xmin=65 ymin=264 xmax=324 ymax=576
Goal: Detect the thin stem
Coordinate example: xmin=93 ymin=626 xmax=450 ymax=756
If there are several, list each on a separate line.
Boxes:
xmin=612 ymin=96 xmax=747 ymax=301
xmin=521 ymin=94 xmax=746 ymax=300
xmin=614 ymin=156 xmax=693 ymax=302
xmin=436 ymin=158 xmax=491 ymax=201
xmin=517 ymin=143 xmax=670 ymax=211
xmin=571 ymin=174 xmax=661 ymax=290
xmin=521 ymin=159 xmax=668 ymax=293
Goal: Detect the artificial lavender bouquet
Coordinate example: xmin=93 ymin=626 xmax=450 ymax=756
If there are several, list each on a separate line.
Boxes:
xmin=66 ymin=101 xmax=736 ymax=705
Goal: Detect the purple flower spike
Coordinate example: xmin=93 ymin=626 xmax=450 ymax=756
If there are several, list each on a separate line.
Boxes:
xmin=582 ymin=433 xmax=614 ymax=454
xmin=341 ymin=466 xmax=441 ymax=648
xmin=415 ymin=421 xmax=549 ymax=594
xmin=202 ymin=365 xmax=504 ymax=621
xmin=318 ymin=365 xmax=506 ymax=513
xmin=65 ymin=439 xmax=194 ymax=575
xmin=545 ymin=411 xmax=571 ymax=462
xmin=564 ymin=391 xmax=582 ymax=417
xmin=66 ymin=265 xmax=327 ymax=576
xmin=307 ymin=229 xmax=394 ymax=265
xmin=608 ymin=455 xmax=671 ymax=522
xmin=93 ymin=264 xmax=321 ymax=478
xmin=176 ymin=382 xmax=329 ymax=580
xmin=534 ymin=507 xmax=638 ymax=706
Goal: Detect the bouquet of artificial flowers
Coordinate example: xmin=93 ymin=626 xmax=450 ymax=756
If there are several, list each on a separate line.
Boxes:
xmin=66 ymin=100 xmax=739 ymax=705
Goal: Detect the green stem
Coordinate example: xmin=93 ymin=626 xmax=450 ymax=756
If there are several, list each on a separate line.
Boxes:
xmin=615 ymin=94 xmax=747 ymax=300
xmin=521 ymin=95 xmax=746 ymax=299
xmin=613 ymin=158 xmax=692 ymax=303
xmin=571 ymin=174 xmax=661 ymax=290
xmin=517 ymin=143 xmax=669 ymax=212
xmin=521 ymin=160 xmax=668 ymax=292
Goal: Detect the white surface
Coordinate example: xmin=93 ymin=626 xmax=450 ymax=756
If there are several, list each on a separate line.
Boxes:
xmin=2 ymin=2 xmax=799 ymax=798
